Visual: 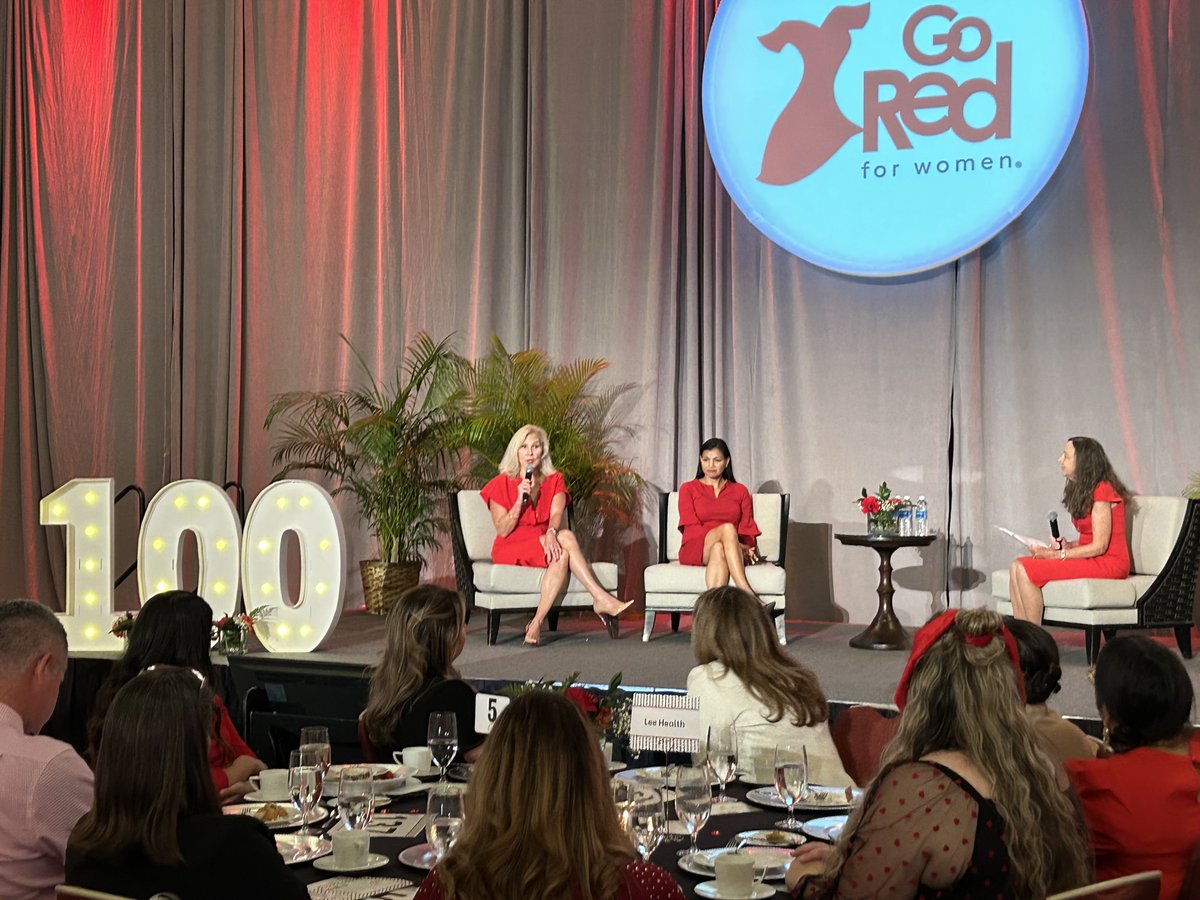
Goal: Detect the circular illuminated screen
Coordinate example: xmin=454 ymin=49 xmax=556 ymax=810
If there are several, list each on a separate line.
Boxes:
xmin=703 ymin=0 xmax=1090 ymax=276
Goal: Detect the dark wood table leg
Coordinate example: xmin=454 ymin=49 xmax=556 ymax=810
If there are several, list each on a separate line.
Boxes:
xmin=849 ymin=545 xmax=910 ymax=650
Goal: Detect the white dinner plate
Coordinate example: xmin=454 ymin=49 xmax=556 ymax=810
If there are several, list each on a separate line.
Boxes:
xmin=274 ymin=833 xmax=332 ymax=865
xmin=243 ymin=791 xmax=293 ymax=804
xmin=801 ymin=815 xmax=848 ymax=843
xmin=224 ymin=802 xmax=330 ymax=830
xmin=695 ymin=881 xmax=776 ymax=899
xmin=744 ymin=785 xmax=861 ymax=811
xmin=614 ymin=766 xmax=719 ymax=787
xmin=326 ymin=763 xmax=415 ymax=796
xmin=735 ymin=829 xmax=807 ymax=848
xmin=398 ymin=843 xmax=439 ymax=870
xmin=312 ymin=851 xmax=390 ymax=873
xmin=678 ymin=848 xmax=790 ymax=882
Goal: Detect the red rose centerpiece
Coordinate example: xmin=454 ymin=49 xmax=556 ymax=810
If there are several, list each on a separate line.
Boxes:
xmin=858 ymin=482 xmax=908 ymax=536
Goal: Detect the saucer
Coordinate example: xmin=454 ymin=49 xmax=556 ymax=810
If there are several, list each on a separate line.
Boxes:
xmin=312 ymin=851 xmax=389 ymax=873
xmin=244 ymin=791 xmax=292 ymax=803
xmin=695 ymin=881 xmax=775 ymax=899
xmin=398 ymin=843 xmax=438 ymax=870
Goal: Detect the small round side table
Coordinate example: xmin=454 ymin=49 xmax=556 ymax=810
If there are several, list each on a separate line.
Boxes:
xmin=834 ymin=533 xmax=937 ymax=650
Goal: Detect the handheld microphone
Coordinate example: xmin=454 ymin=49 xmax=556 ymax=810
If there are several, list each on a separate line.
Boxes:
xmin=1048 ymin=511 xmax=1061 ymax=542
xmin=522 ymin=465 xmax=533 ymax=503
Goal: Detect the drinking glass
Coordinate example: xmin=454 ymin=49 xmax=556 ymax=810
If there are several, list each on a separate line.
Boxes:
xmin=298 ymin=725 xmax=332 ymax=782
xmin=337 ymin=766 xmax=374 ymax=831
xmin=428 ymin=712 xmax=459 ymax=782
xmin=629 ymin=798 xmax=667 ymax=862
xmin=426 ymin=785 xmax=464 ymax=861
xmin=705 ymin=725 xmax=738 ymax=804
xmin=288 ymin=748 xmax=321 ymax=836
xmin=773 ymin=742 xmax=809 ymax=830
xmin=674 ymin=766 xmax=712 ymax=860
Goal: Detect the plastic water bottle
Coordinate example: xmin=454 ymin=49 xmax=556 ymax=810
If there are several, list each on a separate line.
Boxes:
xmin=914 ymin=495 xmax=929 ymax=537
xmin=897 ymin=497 xmax=912 ymax=536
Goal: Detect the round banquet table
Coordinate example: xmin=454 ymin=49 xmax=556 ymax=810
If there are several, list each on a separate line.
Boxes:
xmin=288 ymin=774 xmax=845 ymax=897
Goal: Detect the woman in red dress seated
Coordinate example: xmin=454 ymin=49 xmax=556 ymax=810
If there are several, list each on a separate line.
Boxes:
xmin=785 ymin=608 xmax=1090 ymax=898
xmin=676 ymin=438 xmax=761 ymax=594
xmin=481 ymin=424 xmax=631 ymax=646
xmin=1066 ymin=634 xmax=1200 ymax=900
xmin=414 ymin=690 xmax=686 ymax=900
xmin=87 ymin=590 xmax=265 ymax=801
xmin=1010 ymin=436 xmax=1134 ymax=623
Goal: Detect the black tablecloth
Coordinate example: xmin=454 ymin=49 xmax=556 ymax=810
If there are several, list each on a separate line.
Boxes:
xmin=290 ymin=777 xmax=837 ymax=897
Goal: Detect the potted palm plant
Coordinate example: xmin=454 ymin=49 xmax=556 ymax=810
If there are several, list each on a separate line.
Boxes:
xmin=454 ymin=337 xmax=646 ymax=552
xmin=264 ymin=333 xmax=464 ymax=615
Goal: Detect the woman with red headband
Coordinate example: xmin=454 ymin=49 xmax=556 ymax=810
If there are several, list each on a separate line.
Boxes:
xmin=785 ymin=608 xmax=1090 ymax=898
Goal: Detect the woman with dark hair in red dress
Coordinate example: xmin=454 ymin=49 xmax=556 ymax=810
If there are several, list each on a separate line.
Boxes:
xmin=1010 ymin=436 xmax=1133 ymax=623
xmin=676 ymin=438 xmax=761 ymax=595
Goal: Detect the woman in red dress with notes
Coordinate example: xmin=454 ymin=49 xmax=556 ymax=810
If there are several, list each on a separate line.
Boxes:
xmin=677 ymin=438 xmax=761 ymax=594
xmin=1009 ymin=436 xmax=1134 ymax=623
xmin=480 ymin=424 xmax=631 ymax=646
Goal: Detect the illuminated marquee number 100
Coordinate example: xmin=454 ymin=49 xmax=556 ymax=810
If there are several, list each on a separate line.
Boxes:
xmin=40 ymin=478 xmax=346 ymax=653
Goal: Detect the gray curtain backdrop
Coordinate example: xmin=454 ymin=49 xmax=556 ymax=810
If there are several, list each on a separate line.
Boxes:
xmin=3 ymin=0 xmax=1198 ymax=628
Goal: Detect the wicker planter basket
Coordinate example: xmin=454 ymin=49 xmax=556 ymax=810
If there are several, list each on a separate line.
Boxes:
xmin=359 ymin=559 xmax=421 ymax=616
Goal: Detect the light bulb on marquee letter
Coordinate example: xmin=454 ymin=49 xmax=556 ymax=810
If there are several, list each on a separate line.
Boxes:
xmin=241 ymin=480 xmax=345 ymax=652
xmin=39 ymin=478 xmax=121 ymax=649
xmin=137 ymin=480 xmax=241 ymax=620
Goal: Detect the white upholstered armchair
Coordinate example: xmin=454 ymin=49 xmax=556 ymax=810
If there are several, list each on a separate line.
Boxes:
xmin=642 ymin=491 xmax=790 ymax=643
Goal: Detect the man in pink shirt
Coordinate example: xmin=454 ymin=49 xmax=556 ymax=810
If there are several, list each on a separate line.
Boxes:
xmin=0 ymin=599 xmax=94 ymax=899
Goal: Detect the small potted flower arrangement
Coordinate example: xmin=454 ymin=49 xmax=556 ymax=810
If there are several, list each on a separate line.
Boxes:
xmin=858 ymin=482 xmax=909 ymax=536
xmin=110 ymin=611 xmax=136 ymax=643
xmin=211 ymin=606 xmax=271 ymax=656
xmin=504 ymin=672 xmax=631 ymax=750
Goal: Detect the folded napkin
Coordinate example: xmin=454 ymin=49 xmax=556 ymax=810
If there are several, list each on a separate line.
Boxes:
xmin=367 ymin=812 xmax=426 ymax=838
xmin=308 ymin=876 xmax=416 ymax=900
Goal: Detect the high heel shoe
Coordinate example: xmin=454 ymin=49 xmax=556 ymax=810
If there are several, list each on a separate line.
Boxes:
xmin=598 ymin=613 xmax=620 ymax=640
xmin=523 ymin=621 xmax=541 ymax=646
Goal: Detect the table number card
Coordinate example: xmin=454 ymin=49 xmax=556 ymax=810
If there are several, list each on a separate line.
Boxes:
xmin=628 ymin=693 xmax=703 ymax=753
xmin=474 ymin=692 xmax=511 ymax=735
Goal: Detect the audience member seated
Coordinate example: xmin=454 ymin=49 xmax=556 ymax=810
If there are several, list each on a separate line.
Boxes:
xmin=87 ymin=590 xmax=264 ymax=800
xmin=687 ymin=586 xmax=851 ymax=786
xmin=1006 ymin=617 xmax=1096 ymax=776
xmin=415 ymin=689 xmax=685 ymax=900
xmin=66 ymin=668 xmax=306 ymax=899
xmin=361 ymin=585 xmax=484 ymax=763
xmin=676 ymin=437 xmax=761 ymax=594
xmin=0 ymin=599 xmax=93 ymax=900
xmin=1065 ymin=634 xmax=1200 ymax=900
xmin=481 ymin=423 xmax=631 ymax=646
xmin=786 ymin=608 xmax=1091 ymax=898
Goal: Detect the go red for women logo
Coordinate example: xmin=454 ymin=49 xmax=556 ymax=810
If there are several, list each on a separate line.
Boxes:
xmin=702 ymin=1 xmax=1090 ymax=276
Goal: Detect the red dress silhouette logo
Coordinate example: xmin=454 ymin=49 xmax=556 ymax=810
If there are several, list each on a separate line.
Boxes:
xmin=758 ymin=4 xmax=870 ymax=185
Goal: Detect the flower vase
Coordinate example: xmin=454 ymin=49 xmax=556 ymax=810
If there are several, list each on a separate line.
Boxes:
xmin=218 ymin=628 xmax=247 ymax=656
xmin=867 ymin=514 xmax=897 ymax=537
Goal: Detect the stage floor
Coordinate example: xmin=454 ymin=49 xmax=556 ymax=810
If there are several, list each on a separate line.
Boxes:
xmin=255 ymin=608 xmax=1200 ymax=720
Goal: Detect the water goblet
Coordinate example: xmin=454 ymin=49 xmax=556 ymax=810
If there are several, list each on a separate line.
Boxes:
xmin=426 ymin=785 xmax=464 ymax=861
xmin=428 ymin=712 xmax=459 ymax=782
xmin=299 ymin=725 xmax=332 ymax=782
xmin=674 ymin=765 xmax=712 ymax=860
xmin=288 ymin=748 xmax=321 ymax=836
xmin=705 ymin=725 xmax=738 ymax=804
xmin=336 ymin=766 xmax=374 ymax=831
xmin=772 ymin=742 xmax=809 ymax=830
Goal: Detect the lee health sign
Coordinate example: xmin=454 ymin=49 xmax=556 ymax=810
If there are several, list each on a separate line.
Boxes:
xmin=702 ymin=1 xmax=1091 ymax=276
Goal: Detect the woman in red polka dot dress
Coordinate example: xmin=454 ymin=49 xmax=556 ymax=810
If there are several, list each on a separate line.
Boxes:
xmin=414 ymin=690 xmax=685 ymax=900
xmin=786 ymin=609 xmax=1091 ymax=898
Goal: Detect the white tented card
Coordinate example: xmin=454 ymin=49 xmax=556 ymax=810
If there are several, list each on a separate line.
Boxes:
xmin=629 ymin=693 xmax=703 ymax=753
xmin=475 ymin=693 xmax=511 ymax=734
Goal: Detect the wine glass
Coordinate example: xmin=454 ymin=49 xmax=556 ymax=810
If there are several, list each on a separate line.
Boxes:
xmin=629 ymin=797 xmax=667 ymax=862
xmin=705 ymin=725 xmax=738 ymax=804
xmin=426 ymin=785 xmax=464 ymax=861
xmin=773 ymin=742 xmax=809 ymax=830
xmin=337 ymin=766 xmax=374 ymax=831
xmin=299 ymin=725 xmax=332 ymax=782
xmin=288 ymin=748 xmax=321 ymax=836
xmin=428 ymin=712 xmax=459 ymax=782
xmin=674 ymin=766 xmax=712 ymax=860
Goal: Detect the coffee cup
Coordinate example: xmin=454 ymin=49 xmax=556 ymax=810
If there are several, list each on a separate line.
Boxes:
xmin=714 ymin=851 xmax=765 ymax=898
xmin=396 ymin=746 xmax=433 ymax=771
xmin=332 ymin=829 xmax=371 ymax=868
xmin=249 ymin=769 xmax=290 ymax=801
